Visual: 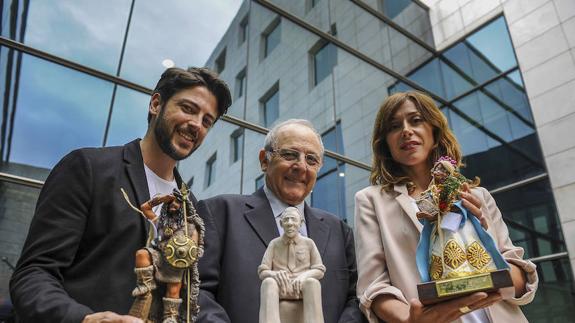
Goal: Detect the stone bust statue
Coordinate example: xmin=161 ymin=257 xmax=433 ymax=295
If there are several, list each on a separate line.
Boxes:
xmin=258 ymin=207 xmax=326 ymax=323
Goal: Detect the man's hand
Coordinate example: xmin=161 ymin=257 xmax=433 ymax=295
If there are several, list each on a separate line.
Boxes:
xmin=406 ymin=292 xmax=501 ymax=323
xmin=82 ymin=312 xmax=143 ymax=323
xmin=460 ymin=183 xmax=487 ymax=229
xmin=271 ymin=270 xmax=292 ymax=295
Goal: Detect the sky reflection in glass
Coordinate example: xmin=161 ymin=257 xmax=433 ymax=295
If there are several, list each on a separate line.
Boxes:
xmin=10 ymin=55 xmax=112 ymax=169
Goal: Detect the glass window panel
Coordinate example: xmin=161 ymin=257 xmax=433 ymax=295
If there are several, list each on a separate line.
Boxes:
xmin=408 ymin=58 xmax=444 ymax=97
xmin=492 ymin=179 xmax=564 ymax=258
xmin=313 ymin=42 xmax=337 ymax=85
xmin=105 ymin=86 xmax=149 ymax=147
xmin=312 ymin=169 xmax=346 ymax=220
xmin=4 ymin=54 xmax=112 ymax=175
xmin=319 ymin=122 xmax=344 ymax=177
xmin=508 ymin=70 xmax=524 ymax=87
xmin=523 ymin=258 xmax=575 ymax=321
xmin=485 ymin=72 xmax=533 ymax=123
xmin=443 ymin=42 xmax=498 ymax=85
xmin=448 ymin=109 xmax=544 ymax=189
xmin=235 ymin=69 xmax=246 ymax=99
xmin=466 ymin=16 xmax=517 ymax=72
xmin=187 ymin=176 xmax=194 ymax=190
xmin=381 ymin=0 xmax=412 ymax=19
xmin=21 ymin=0 xmax=132 ymax=74
xmin=264 ymin=21 xmax=281 ymax=57
xmin=178 ymin=121 xmax=244 ymax=198
xmin=453 ymin=91 xmax=542 ymax=166
xmin=263 ymin=89 xmax=279 ymax=127
xmin=205 ymin=153 xmax=217 ymax=188
xmin=230 ymin=128 xmax=244 ymax=163
xmin=388 ymin=81 xmax=414 ymax=94
xmin=439 ymin=60 xmax=474 ymax=99
xmin=120 ymin=0 xmax=243 ymax=88
xmin=475 ymin=92 xmax=515 ymax=142
xmin=446 ymin=106 xmax=490 ymax=156
xmin=215 ymin=48 xmax=226 ymax=74
xmin=239 ymin=15 xmax=249 ymax=45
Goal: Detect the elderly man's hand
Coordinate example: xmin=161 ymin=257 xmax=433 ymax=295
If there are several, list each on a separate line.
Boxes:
xmin=460 ymin=183 xmax=487 ymax=229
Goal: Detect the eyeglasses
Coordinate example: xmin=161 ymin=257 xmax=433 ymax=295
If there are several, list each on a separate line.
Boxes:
xmin=269 ymin=148 xmax=322 ymax=169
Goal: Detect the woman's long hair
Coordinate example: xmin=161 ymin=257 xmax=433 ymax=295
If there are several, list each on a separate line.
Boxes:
xmin=370 ymin=91 xmax=463 ymax=192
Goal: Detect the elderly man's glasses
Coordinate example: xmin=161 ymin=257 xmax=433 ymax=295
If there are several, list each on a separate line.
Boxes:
xmin=269 ymin=148 xmax=322 ymax=168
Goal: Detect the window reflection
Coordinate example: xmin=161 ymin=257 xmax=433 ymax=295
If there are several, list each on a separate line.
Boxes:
xmin=523 ymin=258 xmax=575 ymax=321
xmin=312 ymin=42 xmax=337 ymax=86
xmin=261 ymin=85 xmax=279 ymax=127
xmin=105 ymin=86 xmax=149 ymax=147
xmin=465 ymin=17 xmax=516 ymax=72
xmin=312 ymin=123 xmax=346 ymax=220
xmin=263 ymin=19 xmax=281 ymax=58
xmin=22 ymin=0 xmax=131 ymax=74
xmin=484 ymin=71 xmax=533 ymax=123
xmin=120 ymin=0 xmax=243 ymax=88
xmin=3 ymin=53 xmax=112 ymax=174
xmin=492 ymin=179 xmax=565 ymax=259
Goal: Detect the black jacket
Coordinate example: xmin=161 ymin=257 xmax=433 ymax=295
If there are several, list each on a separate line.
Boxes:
xmin=197 ymin=189 xmax=366 ymax=323
xmin=10 ymin=139 xmax=194 ymax=322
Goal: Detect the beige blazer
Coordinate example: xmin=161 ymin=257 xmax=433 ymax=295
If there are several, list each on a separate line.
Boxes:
xmin=354 ymin=184 xmax=538 ymax=323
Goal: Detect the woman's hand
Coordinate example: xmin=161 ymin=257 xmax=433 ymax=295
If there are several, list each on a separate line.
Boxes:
xmin=405 ymin=292 xmax=501 ymax=323
xmin=460 ymin=183 xmax=488 ymax=229
xmin=373 ymin=291 xmax=501 ymax=323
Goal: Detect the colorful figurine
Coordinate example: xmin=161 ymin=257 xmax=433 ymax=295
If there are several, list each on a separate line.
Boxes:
xmin=124 ymin=186 xmax=204 ymax=323
xmin=415 ymin=157 xmax=504 ymax=281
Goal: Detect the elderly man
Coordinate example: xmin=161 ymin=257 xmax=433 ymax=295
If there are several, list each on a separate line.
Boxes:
xmin=197 ymin=119 xmax=365 ymax=323
xmin=259 ymin=207 xmax=325 ymax=323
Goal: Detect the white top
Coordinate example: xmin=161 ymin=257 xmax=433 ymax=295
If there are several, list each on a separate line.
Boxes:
xmin=263 ymin=184 xmax=308 ymax=237
xmin=144 ymin=164 xmax=178 ymax=218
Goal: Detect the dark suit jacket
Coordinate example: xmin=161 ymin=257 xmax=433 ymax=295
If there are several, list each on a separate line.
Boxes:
xmin=9 ymin=139 xmax=195 ymax=323
xmin=197 ymin=189 xmax=365 ymax=323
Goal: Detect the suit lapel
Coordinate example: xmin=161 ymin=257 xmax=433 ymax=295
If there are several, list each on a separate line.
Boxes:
xmin=304 ymin=204 xmax=330 ymax=258
xmin=243 ymin=189 xmax=279 ymax=247
xmin=123 ymin=139 xmax=151 ymax=237
xmin=394 ymin=185 xmax=423 ymax=233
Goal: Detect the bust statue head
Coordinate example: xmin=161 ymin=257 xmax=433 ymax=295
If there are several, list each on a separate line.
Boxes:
xmin=280 ymin=207 xmax=303 ymax=240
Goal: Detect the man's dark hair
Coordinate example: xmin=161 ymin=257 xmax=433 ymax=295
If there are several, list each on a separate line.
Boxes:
xmin=147 ymin=67 xmax=232 ymax=123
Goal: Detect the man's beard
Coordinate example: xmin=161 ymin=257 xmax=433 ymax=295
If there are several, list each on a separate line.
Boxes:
xmin=154 ymin=108 xmax=198 ymax=161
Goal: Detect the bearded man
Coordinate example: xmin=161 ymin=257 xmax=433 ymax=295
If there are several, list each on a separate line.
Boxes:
xmin=10 ymin=67 xmax=231 ymax=323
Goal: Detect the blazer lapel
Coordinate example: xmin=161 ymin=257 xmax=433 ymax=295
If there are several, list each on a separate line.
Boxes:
xmin=243 ymin=189 xmax=279 ymax=247
xmin=304 ymin=204 xmax=330 ymax=258
xmin=123 ymin=139 xmax=151 ymax=237
xmin=394 ymin=185 xmax=423 ymax=233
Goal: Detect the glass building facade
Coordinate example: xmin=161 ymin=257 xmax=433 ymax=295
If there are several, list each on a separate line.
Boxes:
xmin=1 ymin=0 xmax=573 ymax=321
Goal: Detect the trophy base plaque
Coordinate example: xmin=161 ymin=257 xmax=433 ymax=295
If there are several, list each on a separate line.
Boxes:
xmin=417 ymin=269 xmax=513 ymax=305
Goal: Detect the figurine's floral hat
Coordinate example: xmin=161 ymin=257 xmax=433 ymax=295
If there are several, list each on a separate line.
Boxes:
xmin=437 ymin=155 xmax=457 ymax=166
xmin=435 ymin=155 xmax=458 ymax=173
